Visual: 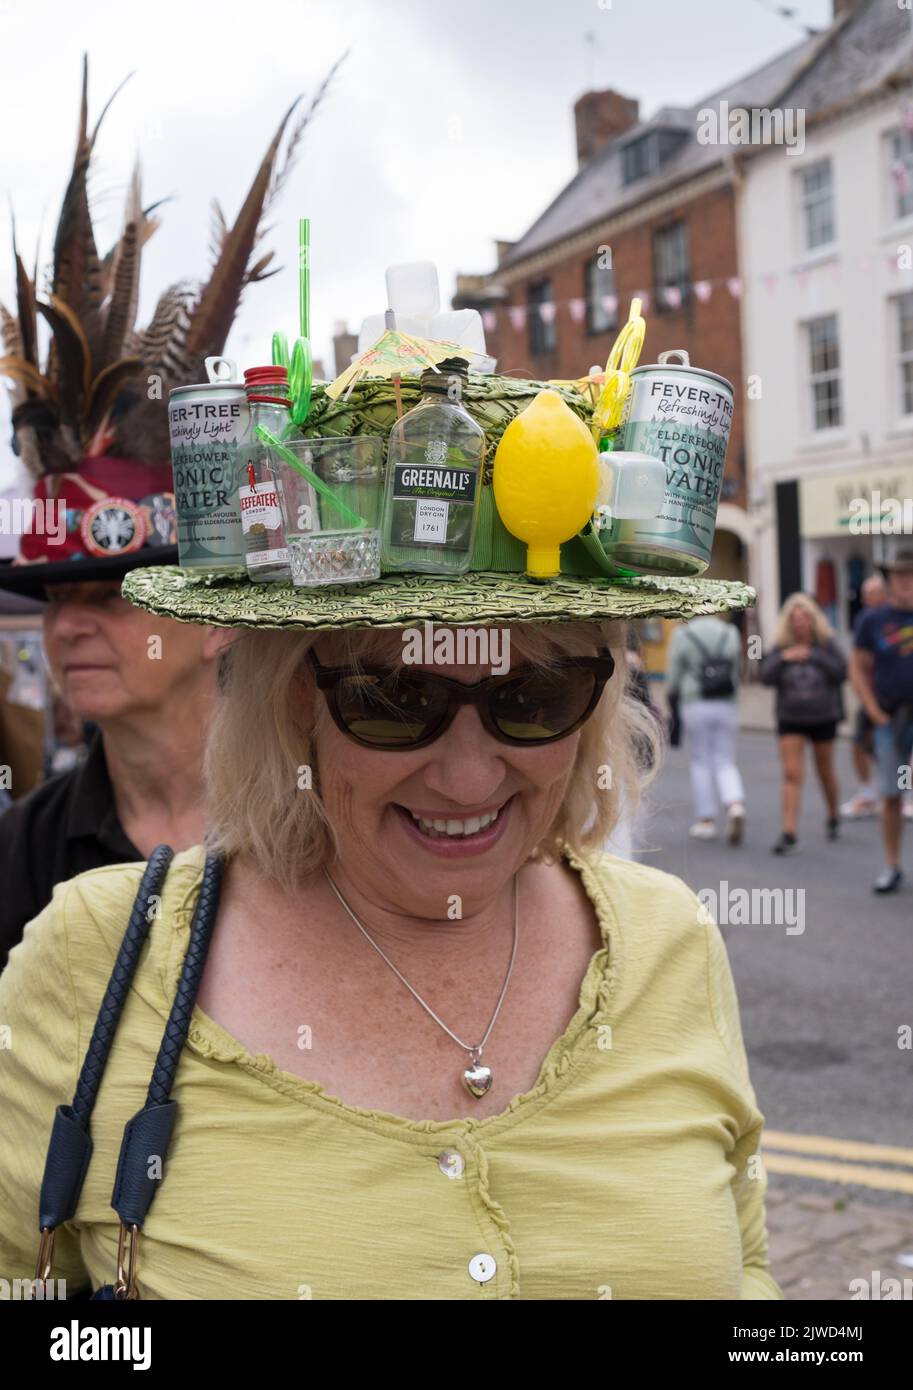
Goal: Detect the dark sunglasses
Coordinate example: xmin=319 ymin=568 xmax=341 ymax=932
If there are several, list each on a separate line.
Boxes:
xmin=307 ymin=647 xmax=616 ymax=750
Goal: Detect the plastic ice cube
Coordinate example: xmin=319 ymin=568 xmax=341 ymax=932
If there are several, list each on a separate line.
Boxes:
xmin=596 ymin=451 xmax=666 ymax=519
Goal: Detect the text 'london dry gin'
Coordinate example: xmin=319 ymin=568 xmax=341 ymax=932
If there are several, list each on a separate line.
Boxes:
xmin=169 ymin=356 xmax=249 ymax=569
xmin=602 ymin=349 xmax=734 ymax=576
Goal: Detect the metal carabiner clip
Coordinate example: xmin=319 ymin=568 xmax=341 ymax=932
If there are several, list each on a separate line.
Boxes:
xmin=115 ymin=1221 xmax=141 ymax=1300
xmin=30 ymin=1227 xmax=56 ymax=1299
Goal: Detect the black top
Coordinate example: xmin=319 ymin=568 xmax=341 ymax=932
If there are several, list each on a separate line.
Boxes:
xmin=758 ymin=637 xmax=847 ymax=725
xmin=0 ymin=732 xmax=141 ymax=973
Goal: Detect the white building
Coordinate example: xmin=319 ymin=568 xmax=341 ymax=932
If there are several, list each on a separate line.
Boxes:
xmin=739 ymin=0 xmax=913 ymax=642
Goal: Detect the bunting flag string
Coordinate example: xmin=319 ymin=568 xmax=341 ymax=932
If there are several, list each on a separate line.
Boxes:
xmin=481 ymin=95 xmax=913 ymax=336
xmin=479 ymin=249 xmax=913 ymax=333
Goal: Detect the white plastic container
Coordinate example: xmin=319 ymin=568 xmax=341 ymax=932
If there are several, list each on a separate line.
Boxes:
xmin=385 ymin=261 xmax=440 ymax=317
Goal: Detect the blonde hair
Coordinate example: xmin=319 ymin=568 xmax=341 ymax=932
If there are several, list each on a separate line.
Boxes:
xmin=203 ymin=621 xmax=662 ymax=890
xmin=773 ymin=592 xmax=834 ymax=648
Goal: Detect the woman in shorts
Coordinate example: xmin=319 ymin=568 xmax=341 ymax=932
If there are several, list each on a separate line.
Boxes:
xmin=760 ymin=594 xmax=847 ymax=856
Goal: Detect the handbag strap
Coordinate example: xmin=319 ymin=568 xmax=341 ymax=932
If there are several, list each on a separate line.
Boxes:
xmin=37 ymin=844 xmax=175 ymax=1236
xmin=109 ymin=849 xmax=224 ymax=1229
xmin=34 ymin=846 xmax=224 ymax=1296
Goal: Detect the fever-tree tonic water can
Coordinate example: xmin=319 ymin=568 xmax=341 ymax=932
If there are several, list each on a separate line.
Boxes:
xmin=169 ymin=356 xmax=249 ymax=568
xmin=602 ymin=349 xmax=733 ymax=576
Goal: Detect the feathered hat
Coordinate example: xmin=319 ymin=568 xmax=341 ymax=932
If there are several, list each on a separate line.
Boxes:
xmin=0 ymin=55 xmax=337 ymax=596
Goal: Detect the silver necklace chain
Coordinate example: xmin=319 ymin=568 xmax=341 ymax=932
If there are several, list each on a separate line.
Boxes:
xmin=322 ymin=867 xmax=519 ymax=1060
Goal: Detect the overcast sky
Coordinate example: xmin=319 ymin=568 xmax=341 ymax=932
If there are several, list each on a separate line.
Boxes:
xmin=0 ymin=0 xmax=834 ymax=487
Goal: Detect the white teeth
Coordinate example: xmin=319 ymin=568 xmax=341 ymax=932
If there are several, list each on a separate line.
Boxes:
xmin=408 ymin=807 xmax=501 ymax=837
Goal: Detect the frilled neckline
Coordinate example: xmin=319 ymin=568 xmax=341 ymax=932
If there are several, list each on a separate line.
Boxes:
xmin=158 ymin=844 xmax=620 ymax=1145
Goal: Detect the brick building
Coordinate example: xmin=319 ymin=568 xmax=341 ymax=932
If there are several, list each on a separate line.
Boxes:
xmin=455 ymin=37 xmax=821 ymax=585
xmin=736 ymin=0 xmax=913 ymax=643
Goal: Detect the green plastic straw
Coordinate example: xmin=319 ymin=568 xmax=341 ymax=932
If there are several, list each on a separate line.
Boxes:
xmin=299 ymin=219 xmax=310 ymax=338
xmin=290 ymin=218 xmax=313 ymax=424
xmin=290 ymin=336 xmax=312 ymax=425
xmin=272 ymin=331 xmax=290 ymax=369
xmin=255 ymin=425 xmax=366 ymax=528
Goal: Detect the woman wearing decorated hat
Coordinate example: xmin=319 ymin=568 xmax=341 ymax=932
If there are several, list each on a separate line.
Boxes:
xmin=0 ymin=97 xmax=778 ymax=1289
xmin=0 ymin=64 xmax=317 ymax=967
xmin=0 ymin=507 xmax=779 ymax=1297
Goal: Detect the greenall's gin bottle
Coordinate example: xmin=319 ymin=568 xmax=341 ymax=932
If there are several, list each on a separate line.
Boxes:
xmin=238 ymin=366 xmax=292 ymax=583
xmin=380 ymin=358 xmax=484 ymax=575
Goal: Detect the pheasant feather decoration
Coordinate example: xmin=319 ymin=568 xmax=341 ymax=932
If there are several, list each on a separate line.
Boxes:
xmin=1 ymin=52 xmax=342 ymax=475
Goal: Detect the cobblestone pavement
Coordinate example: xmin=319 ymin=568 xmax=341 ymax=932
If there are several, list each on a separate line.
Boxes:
xmin=766 ymin=1182 xmax=913 ymax=1301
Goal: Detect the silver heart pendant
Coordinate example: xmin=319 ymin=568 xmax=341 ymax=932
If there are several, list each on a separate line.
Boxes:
xmin=463 ymin=1060 xmax=493 ymax=1098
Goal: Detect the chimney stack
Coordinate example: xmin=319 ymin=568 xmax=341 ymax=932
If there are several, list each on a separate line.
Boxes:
xmin=574 ymin=89 xmax=640 ymax=167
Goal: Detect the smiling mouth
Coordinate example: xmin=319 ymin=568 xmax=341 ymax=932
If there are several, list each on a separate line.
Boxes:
xmin=397 ymin=799 xmax=511 ymax=840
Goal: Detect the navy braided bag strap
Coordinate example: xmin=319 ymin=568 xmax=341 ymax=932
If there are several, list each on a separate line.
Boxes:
xmin=109 ymin=850 xmax=224 ymax=1228
xmin=36 ymin=845 xmax=175 ymax=1246
xmin=93 ymin=849 xmax=225 ymax=1298
xmin=32 ymin=845 xmax=225 ymax=1300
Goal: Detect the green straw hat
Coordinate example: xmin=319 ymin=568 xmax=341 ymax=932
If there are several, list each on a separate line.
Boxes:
xmin=122 ymin=374 xmax=756 ymax=630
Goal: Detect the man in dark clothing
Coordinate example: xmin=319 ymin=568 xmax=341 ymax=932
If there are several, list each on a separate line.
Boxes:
xmin=841 ymin=573 xmax=887 ymax=819
xmin=851 ymin=550 xmax=913 ymax=894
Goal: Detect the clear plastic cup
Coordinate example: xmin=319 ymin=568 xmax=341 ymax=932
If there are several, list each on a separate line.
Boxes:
xmin=268 ymin=437 xmax=383 ymax=586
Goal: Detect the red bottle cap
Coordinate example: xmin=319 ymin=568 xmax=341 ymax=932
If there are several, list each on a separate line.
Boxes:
xmin=244 ymin=365 xmax=289 ymax=385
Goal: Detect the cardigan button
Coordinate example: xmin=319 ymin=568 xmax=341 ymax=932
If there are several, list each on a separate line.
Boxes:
xmin=438 ymin=1149 xmax=464 ymax=1179
xmin=468 ymin=1253 xmax=497 ymax=1284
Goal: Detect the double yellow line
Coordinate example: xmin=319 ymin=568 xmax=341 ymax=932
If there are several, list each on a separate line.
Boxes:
xmin=763 ymin=1130 xmax=913 ymax=1195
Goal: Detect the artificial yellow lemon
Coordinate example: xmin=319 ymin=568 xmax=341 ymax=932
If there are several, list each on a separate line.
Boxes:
xmin=493 ymin=390 xmax=599 ymax=578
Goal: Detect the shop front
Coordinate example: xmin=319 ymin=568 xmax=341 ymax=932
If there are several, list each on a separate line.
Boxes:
xmin=798 ymin=463 xmax=913 ymax=641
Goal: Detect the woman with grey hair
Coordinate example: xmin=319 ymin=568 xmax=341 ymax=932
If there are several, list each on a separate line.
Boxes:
xmin=0 ymin=565 xmax=780 ymax=1300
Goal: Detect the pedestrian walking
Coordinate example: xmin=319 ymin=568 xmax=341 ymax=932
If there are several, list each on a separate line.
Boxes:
xmin=849 ymin=550 xmax=913 ymax=894
xmin=841 ymin=574 xmax=887 ymax=820
xmin=760 ymin=593 xmax=847 ymax=856
xmin=666 ymin=613 xmax=746 ymax=843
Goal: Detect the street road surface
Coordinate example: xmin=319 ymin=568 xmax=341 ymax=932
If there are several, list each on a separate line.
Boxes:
xmin=642 ymin=729 xmax=913 ymax=1210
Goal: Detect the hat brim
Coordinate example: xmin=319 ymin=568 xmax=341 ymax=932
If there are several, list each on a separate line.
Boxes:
xmin=0 ymin=546 xmax=179 ymax=599
xmin=121 ymin=565 xmax=757 ymax=631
